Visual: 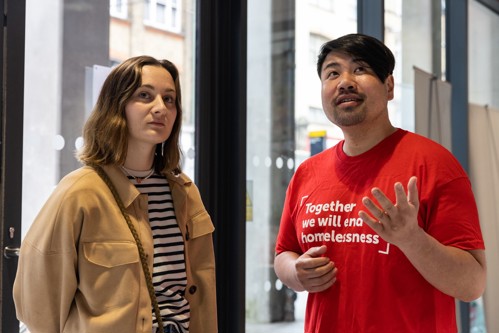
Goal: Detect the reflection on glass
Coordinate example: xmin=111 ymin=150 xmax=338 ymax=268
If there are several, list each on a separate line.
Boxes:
xmin=384 ymin=0 xmax=443 ymax=131
xmin=22 ymin=1 xmax=195 ymax=331
xmin=469 ymin=0 xmax=499 ymax=108
xmin=469 ymin=2 xmax=496 ymax=332
xmin=24 ymin=0 xmax=196 ymax=233
xmin=246 ymin=1 xmax=356 ymax=332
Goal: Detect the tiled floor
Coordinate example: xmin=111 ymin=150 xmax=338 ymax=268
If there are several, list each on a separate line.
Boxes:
xmin=246 ymin=291 xmax=306 ymax=333
xmin=25 ymin=322 xmax=305 ymax=333
xmin=21 ymin=293 xmax=309 ymax=333
xmin=246 ymin=319 xmax=304 ymax=333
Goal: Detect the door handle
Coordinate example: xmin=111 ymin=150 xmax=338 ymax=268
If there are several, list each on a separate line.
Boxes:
xmin=4 ymin=246 xmax=20 ymax=259
xmin=4 ymin=227 xmax=20 ymax=259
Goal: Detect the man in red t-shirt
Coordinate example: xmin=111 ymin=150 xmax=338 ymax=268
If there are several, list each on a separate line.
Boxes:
xmin=274 ymin=33 xmax=486 ymax=333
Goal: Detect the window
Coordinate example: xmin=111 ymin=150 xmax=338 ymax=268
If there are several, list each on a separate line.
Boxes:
xmin=144 ymin=0 xmax=182 ymax=32
xmin=309 ymin=0 xmax=335 ymax=11
xmin=469 ymin=0 xmax=499 ymax=108
xmin=110 ymin=0 xmax=128 ymax=19
xmin=245 ymin=1 xmax=356 ymax=332
xmin=309 ymin=33 xmax=328 ymax=69
xmin=384 ymin=0 xmax=438 ymax=131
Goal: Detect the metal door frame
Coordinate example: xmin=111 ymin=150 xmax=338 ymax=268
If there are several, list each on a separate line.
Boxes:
xmin=1 ymin=0 xmax=25 ymax=331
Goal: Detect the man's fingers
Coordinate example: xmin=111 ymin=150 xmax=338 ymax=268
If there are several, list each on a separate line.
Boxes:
xmin=407 ymin=176 xmax=419 ymax=208
xmin=361 ymin=196 xmax=388 ymax=222
xmin=304 ymin=245 xmax=327 ymax=258
xmin=306 ymin=274 xmax=336 ymax=293
xmin=301 ymin=265 xmax=337 ymax=293
xmin=296 ymin=246 xmax=330 ymax=270
xmin=359 ymin=210 xmax=384 ymax=231
xmin=371 ymin=187 xmax=396 ymax=211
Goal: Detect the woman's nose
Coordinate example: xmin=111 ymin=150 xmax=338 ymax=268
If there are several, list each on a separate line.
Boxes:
xmin=152 ymin=95 xmax=167 ymax=114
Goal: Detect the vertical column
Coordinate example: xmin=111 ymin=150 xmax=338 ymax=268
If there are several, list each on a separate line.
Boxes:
xmin=195 ymin=0 xmax=247 ymax=332
xmin=0 ymin=0 xmax=25 ymax=331
xmin=446 ymin=2 xmax=470 ymax=332
xmin=446 ymin=0 xmax=469 ymax=172
xmin=357 ymin=0 xmax=384 ymax=40
xmin=269 ymin=0 xmax=296 ymax=322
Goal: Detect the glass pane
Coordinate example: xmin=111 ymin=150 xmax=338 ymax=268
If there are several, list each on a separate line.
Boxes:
xmin=21 ymin=0 xmax=196 ymax=331
xmin=384 ymin=0 xmax=440 ymax=131
xmin=469 ymin=3 xmax=496 ymax=332
xmin=156 ymin=3 xmax=166 ymax=24
xmin=245 ymin=1 xmax=356 ymax=332
xmin=469 ymin=0 xmax=499 ymax=109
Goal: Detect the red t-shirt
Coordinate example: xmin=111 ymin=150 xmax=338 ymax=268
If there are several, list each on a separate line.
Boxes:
xmin=275 ymin=129 xmax=484 ymax=333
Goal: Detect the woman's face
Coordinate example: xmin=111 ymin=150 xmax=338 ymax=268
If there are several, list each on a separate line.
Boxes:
xmin=125 ymin=65 xmax=177 ymax=152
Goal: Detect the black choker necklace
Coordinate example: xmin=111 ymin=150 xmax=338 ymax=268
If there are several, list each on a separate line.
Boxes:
xmin=120 ymin=166 xmax=154 ymax=184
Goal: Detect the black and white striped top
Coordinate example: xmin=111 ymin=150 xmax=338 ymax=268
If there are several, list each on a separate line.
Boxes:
xmin=125 ymin=172 xmax=190 ymax=333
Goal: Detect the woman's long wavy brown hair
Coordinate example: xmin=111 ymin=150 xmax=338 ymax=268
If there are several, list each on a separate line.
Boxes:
xmin=77 ymin=56 xmax=183 ymax=174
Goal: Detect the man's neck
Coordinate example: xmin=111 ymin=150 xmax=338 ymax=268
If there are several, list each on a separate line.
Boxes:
xmin=342 ymin=123 xmax=397 ymax=156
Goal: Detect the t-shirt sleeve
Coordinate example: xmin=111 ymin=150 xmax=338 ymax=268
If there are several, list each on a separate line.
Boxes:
xmin=275 ymin=177 xmax=303 ymax=256
xmin=425 ymin=176 xmax=485 ymax=250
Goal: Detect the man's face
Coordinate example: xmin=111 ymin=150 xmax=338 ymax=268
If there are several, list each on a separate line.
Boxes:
xmin=320 ymin=51 xmax=394 ymax=128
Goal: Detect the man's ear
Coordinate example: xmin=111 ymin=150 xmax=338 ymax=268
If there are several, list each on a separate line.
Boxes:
xmin=386 ymin=74 xmax=395 ymax=100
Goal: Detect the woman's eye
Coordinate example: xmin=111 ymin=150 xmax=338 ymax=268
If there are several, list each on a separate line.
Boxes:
xmin=138 ymin=91 xmax=150 ymax=99
xmin=163 ymin=96 xmax=175 ymax=104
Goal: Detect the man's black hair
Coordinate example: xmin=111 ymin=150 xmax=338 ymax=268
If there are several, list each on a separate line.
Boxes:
xmin=316 ymin=33 xmax=395 ymax=82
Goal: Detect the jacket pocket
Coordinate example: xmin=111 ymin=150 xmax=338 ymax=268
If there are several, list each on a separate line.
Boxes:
xmin=83 ymin=241 xmax=139 ymax=267
xmin=188 ymin=211 xmax=215 ymax=239
xmin=80 ymin=241 xmax=140 ymax=310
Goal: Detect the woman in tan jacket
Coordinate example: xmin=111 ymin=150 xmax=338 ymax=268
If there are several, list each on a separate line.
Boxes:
xmin=13 ymin=56 xmax=217 ymax=333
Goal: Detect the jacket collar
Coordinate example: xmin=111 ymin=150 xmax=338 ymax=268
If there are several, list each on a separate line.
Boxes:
xmin=163 ymin=170 xmax=192 ymax=186
xmin=99 ymin=164 xmax=141 ymax=209
xmin=97 ymin=165 xmax=193 ymax=209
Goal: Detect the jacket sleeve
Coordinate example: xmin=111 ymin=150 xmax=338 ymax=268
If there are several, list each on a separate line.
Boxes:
xmin=13 ymin=184 xmax=82 ymax=333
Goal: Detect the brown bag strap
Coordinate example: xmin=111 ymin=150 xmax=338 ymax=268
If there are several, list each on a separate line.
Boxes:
xmin=92 ymin=165 xmax=164 ymax=333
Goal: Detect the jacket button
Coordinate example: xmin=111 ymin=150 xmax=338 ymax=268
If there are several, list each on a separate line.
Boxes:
xmin=189 ymin=285 xmax=197 ymax=294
